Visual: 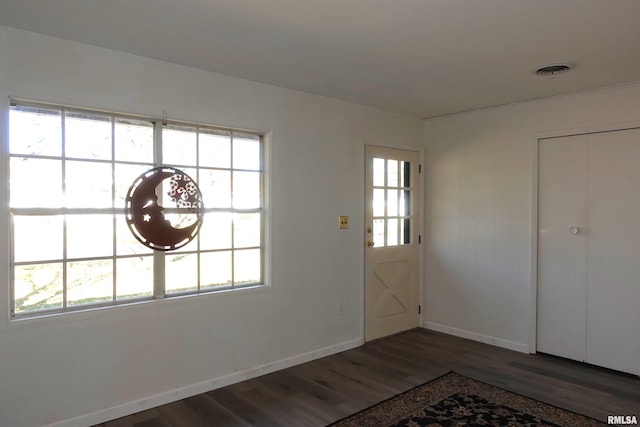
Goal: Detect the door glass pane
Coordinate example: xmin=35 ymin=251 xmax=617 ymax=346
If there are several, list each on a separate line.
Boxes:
xmin=400 ymin=190 xmax=411 ymax=216
xmin=66 ymin=215 xmax=113 ymax=259
xmin=67 ymin=259 xmax=113 ymax=306
xmin=373 ymin=219 xmax=385 ymax=247
xmin=163 ymin=126 xmax=197 ymax=166
xmin=402 ymin=218 xmax=411 ymax=245
xmin=166 ymin=253 xmax=198 ymax=293
xmin=13 ymin=215 xmax=63 ymax=262
xmin=10 ymin=157 xmax=62 ymax=208
xmin=199 ymin=130 xmax=231 ymax=168
xmin=387 ymin=159 xmax=399 ymax=187
xmin=373 ymin=189 xmax=385 ymax=217
xmin=115 ymin=119 xmax=154 ymax=163
xmin=65 ymin=112 xmax=112 ymax=160
xmin=401 ymin=161 xmax=411 ymax=188
xmin=200 ymin=251 xmax=232 ymax=289
xmin=65 ymin=160 xmax=112 ymax=208
xmin=234 ymin=249 xmax=261 ymax=285
xmin=387 ymin=218 xmax=398 ymax=246
xmin=373 ymin=158 xmax=385 ymax=187
xmin=387 ymin=189 xmax=398 ymax=216
xmin=116 ymin=256 xmax=153 ymax=300
xmin=10 ymin=106 xmax=62 ymax=157
xmin=14 ymin=263 xmax=64 ymax=313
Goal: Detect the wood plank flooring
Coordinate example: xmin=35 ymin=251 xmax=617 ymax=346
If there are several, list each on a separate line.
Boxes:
xmin=97 ymin=328 xmax=640 ymax=426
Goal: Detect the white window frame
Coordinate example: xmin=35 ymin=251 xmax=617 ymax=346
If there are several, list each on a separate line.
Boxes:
xmin=7 ymin=100 xmax=266 ymax=318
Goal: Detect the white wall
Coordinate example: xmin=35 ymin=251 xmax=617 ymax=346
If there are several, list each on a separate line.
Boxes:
xmin=0 ymin=26 xmax=423 ymax=427
xmin=423 ymin=80 xmax=640 ymax=352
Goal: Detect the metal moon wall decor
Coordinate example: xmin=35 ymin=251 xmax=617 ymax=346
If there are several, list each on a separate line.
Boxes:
xmin=125 ymin=166 xmax=204 ymax=251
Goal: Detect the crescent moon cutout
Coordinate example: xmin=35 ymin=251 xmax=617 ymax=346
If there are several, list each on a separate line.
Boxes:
xmin=125 ymin=167 xmax=204 ymax=251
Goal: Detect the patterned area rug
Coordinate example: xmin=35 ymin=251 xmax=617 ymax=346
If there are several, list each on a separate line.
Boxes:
xmin=328 ymin=372 xmax=605 ymax=426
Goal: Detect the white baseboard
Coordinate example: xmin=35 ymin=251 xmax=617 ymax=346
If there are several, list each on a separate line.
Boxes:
xmin=47 ymin=337 xmax=364 ymax=427
xmin=423 ymin=321 xmax=529 ymax=354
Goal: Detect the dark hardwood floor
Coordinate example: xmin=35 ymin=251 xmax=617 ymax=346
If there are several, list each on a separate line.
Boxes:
xmin=98 ymin=328 xmax=640 ymax=426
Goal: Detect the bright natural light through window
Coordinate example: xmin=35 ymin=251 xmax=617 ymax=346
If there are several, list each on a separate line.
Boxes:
xmin=8 ymin=101 xmax=265 ymax=317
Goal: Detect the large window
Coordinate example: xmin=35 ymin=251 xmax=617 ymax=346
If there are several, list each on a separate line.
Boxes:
xmin=8 ymin=101 xmax=264 ymax=317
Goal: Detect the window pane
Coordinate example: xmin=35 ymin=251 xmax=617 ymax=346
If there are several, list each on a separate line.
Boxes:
xmin=387 ymin=159 xmax=399 ymax=187
xmin=14 ymin=263 xmax=63 ymax=313
xmin=159 ymin=167 xmax=199 ymax=233
xmin=66 ymin=215 xmax=113 ymax=259
xmin=233 ymin=171 xmax=261 ymax=209
xmin=10 ymin=157 xmax=62 ymax=208
xmin=199 ymin=169 xmax=231 ymax=208
xmin=199 ymin=130 xmax=231 ymax=168
xmin=199 ymin=213 xmax=232 ymax=250
xmin=115 ymin=214 xmax=153 ymax=255
xmin=166 ymin=253 xmax=198 ymax=293
xmin=387 ymin=189 xmax=398 ymax=216
xmin=10 ymin=106 xmax=62 ymax=157
xmin=116 ymin=256 xmax=153 ymax=300
xmin=387 ymin=218 xmax=398 ymax=246
xmin=65 ymin=160 xmax=112 ymax=208
xmin=234 ymin=249 xmax=261 ymax=285
xmin=232 ymin=134 xmax=260 ymax=170
xmin=200 ymin=251 xmax=232 ymax=289
xmin=115 ymin=163 xmax=151 ymax=206
xmin=234 ymin=213 xmax=260 ymax=248
xmin=67 ymin=259 xmax=113 ymax=306
xmin=115 ymin=119 xmax=154 ymax=163
xmin=65 ymin=112 xmax=112 ymax=160
xmin=373 ymin=158 xmax=385 ymax=187
xmin=373 ymin=189 xmax=385 ymax=217
xmin=163 ymin=126 xmax=197 ymax=166
xmin=373 ymin=219 xmax=385 ymax=247
xmin=13 ymin=215 xmax=63 ymax=262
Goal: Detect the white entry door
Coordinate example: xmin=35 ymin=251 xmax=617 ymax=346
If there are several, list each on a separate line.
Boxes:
xmin=537 ymin=127 xmax=640 ymax=375
xmin=365 ymin=145 xmax=421 ymax=341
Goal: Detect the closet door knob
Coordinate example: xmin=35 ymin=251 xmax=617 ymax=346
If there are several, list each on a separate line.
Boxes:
xmin=569 ymin=226 xmax=581 ymax=235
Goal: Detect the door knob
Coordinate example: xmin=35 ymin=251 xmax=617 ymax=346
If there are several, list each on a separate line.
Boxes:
xmin=569 ymin=226 xmax=581 ymax=235
xmin=367 ymin=241 xmax=375 ymax=247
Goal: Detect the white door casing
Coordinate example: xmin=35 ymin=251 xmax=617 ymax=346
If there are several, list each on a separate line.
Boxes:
xmin=365 ymin=145 xmax=421 ymax=341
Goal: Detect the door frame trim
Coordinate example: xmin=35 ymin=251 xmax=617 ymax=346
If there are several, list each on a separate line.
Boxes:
xmin=363 ymin=142 xmax=424 ymax=342
xmin=529 ymin=119 xmax=640 ymax=354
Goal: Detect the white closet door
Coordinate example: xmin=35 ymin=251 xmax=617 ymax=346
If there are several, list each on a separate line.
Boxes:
xmin=537 ymin=135 xmax=588 ymax=362
xmin=586 ymin=129 xmax=640 ymax=375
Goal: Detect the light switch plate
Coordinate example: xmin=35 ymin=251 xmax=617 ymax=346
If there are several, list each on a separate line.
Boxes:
xmin=339 ymin=216 xmax=349 ymax=229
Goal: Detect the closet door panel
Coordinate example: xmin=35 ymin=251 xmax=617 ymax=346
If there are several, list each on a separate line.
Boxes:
xmin=586 ymin=129 xmax=640 ymax=375
xmin=537 ymin=136 xmax=588 ymax=362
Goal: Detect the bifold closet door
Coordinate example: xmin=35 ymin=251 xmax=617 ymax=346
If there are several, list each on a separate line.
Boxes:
xmin=538 ymin=128 xmax=640 ymax=375
xmin=537 ymin=135 xmax=588 ymax=363
xmin=586 ymin=129 xmax=640 ymax=375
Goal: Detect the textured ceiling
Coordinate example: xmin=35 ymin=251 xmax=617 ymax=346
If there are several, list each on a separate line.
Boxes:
xmin=1 ymin=0 xmax=640 ymax=118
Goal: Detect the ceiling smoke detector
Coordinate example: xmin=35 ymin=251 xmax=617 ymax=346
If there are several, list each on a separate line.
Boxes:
xmin=534 ymin=63 xmax=575 ymax=77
